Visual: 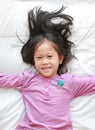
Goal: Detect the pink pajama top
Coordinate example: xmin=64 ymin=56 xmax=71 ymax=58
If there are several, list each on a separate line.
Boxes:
xmin=0 ymin=71 xmax=95 ymax=130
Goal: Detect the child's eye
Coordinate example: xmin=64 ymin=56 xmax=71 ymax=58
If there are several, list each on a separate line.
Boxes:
xmin=48 ymin=55 xmax=53 ymax=58
xmin=37 ymin=56 xmax=42 ymax=59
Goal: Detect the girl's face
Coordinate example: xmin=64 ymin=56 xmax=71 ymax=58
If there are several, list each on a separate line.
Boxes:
xmin=34 ymin=39 xmax=64 ymax=78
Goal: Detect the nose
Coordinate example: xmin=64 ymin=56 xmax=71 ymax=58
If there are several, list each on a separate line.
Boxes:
xmin=42 ymin=58 xmax=48 ymax=64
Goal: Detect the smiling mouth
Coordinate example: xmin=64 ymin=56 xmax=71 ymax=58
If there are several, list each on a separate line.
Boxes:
xmin=41 ymin=67 xmax=51 ymax=71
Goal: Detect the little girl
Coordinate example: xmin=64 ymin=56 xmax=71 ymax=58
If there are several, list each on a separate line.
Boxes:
xmin=0 ymin=6 xmax=95 ymax=130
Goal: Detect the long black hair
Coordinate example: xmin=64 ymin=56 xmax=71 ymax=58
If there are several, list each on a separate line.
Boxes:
xmin=21 ymin=6 xmax=74 ymax=74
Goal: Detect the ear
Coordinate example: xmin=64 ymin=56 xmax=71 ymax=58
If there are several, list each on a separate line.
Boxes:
xmin=59 ymin=55 xmax=64 ymax=64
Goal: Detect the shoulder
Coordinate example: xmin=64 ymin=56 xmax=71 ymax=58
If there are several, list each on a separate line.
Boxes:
xmin=20 ymin=71 xmax=39 ymax=85
xmin=21 ymin=71 xmax=37 ymax=80
xmin=58 ymin=73 xmax=73 ymax=85
xmin=60 ymin=72 xmax=80 ymax=85
xmin=60 ymin=72 xmax=74 ymax=79
xmin=60 ymin=72 xmax=84 ymax=79
xmin=60 ymin=72 xmax=94 ymax=85
xmin=22 ymin=71 xmax=35 ymax=76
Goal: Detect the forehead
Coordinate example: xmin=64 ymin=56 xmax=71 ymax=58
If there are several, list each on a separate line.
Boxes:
xmin=35 ymin=39 xmax=59 ymax=53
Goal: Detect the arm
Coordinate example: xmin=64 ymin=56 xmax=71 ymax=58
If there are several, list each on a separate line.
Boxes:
xmin=0 ymin=73 xmax=23 ymax=90
xmin=65 ymin=73 xmax=95 ymax=99
xmin=0 ymin=71 xmax=34 ymax=91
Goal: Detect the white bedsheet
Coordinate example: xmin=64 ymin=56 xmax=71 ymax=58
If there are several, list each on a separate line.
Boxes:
xmin=0 ymin=0 xmax=95 ymax=130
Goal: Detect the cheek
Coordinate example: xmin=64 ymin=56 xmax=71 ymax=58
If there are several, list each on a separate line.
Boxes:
xmin=34 ymin=60 xmax=40 ymax=69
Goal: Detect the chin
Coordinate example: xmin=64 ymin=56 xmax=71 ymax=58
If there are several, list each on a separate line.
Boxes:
xmin=42 ymin=74 xmax=55 ymax=78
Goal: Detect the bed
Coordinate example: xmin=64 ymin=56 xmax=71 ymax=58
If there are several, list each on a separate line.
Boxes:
xmin=0 ymin=0 xmax=95 ymax=130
